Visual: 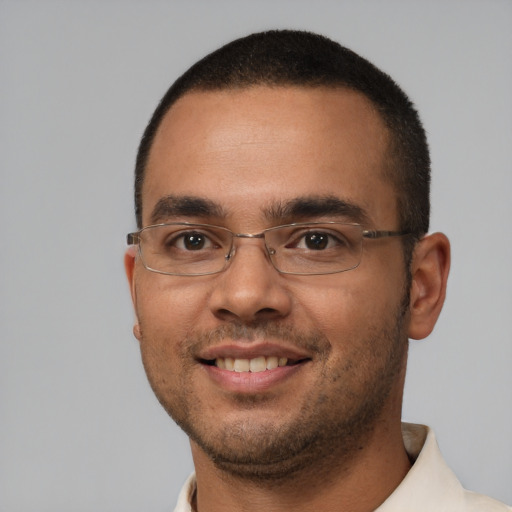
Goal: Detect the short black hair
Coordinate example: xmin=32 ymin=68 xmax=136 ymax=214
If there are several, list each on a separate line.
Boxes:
xmin=134 ymin=29 xmax=430 ymax=252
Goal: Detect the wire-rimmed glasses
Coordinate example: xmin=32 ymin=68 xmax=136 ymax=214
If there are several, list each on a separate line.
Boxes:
xmin=126 ymin=222 xmax=409 ymax=276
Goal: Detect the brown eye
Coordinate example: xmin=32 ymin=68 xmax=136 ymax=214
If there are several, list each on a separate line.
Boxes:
xmin=281 ymin=225 xmax=354 ymax=253
xmin=304 ymin=232 xmax=329 ymax=250
xmin=165 ymin=231 xmax=215 ymax=251
xmin=183 ymin=233 xmax=206 ymax=250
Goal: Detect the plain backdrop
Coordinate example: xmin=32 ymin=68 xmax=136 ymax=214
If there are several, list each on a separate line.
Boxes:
xmin=1 ymin=1 xmax=511 ymax=510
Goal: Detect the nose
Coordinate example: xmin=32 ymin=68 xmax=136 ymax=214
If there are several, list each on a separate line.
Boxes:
xmin=208 ymin=240 xmax=293 ymax=324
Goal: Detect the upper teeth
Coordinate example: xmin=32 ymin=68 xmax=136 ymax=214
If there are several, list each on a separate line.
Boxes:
xmin=215 ymin=356 xmax=288 ymax=373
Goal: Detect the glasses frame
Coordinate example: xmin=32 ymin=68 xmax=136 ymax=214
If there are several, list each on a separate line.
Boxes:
xmin=126 ymin=221 xmax=411 ymax=276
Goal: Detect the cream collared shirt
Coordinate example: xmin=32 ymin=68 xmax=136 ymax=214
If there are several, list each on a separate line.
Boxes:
xmin=173 ymin=423 xmax=511 ymax=512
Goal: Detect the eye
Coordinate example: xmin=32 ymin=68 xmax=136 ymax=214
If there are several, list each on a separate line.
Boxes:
xmin=303 ymin=232 xmax=330 ymax=250
xmin=168 ymin=231 xmax=216 ymax=251
xmin=291 ymin=230 xmax=348 ymax=251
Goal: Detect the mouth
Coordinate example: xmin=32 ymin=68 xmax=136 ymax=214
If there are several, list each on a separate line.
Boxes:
xmin=201 ymin=356 xmax=308 ymax=373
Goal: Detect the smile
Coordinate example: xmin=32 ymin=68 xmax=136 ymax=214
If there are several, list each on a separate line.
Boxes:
xmin=213 ymin=356 xmax=291 ymax=373
xmin=199 ymin=350 xmax=312 ymax=392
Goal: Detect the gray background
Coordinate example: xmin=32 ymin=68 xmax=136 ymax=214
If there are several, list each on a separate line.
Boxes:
xmin=1 ymin=1 xmax=511 ymax=510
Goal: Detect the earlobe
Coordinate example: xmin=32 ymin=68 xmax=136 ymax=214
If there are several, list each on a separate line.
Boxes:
xmin=133 ymin=323 xmax=142 ymax=341
xmin=124 ymin=247 xmax=141 ymax=341
xmin=408 ymin=233 xmax=451 ymax=340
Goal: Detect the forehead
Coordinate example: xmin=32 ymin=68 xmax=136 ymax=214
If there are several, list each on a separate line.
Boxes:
xmin=143 ymin=86 xmax=396 ymax=228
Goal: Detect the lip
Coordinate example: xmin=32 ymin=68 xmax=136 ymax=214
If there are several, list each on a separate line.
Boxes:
xmin=201 ymin=360 xmax=309 ymax=393
xmin=197 ymin=341 xmax=312 ymax=362
xmin=196 ymin=342 xmax=313 ymax=394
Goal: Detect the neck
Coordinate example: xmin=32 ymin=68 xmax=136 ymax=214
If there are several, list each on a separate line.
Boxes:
xmin=190 ymin=418 xmax=411 ymax=512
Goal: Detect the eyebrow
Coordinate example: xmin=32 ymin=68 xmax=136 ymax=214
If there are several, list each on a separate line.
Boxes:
xmin=148 ymin=194 xmax=370 ymax=226
xmin=264 ymin=195 xmax=371 ymax=225
xmin=149 ymin=195 xmax=226 ymax=224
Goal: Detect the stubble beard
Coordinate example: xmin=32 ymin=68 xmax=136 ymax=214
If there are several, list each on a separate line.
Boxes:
xmin=141 ymin=293 xmax=410 ymax=484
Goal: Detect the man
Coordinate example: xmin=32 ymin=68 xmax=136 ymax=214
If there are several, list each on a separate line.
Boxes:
xmin=124 ymin=30 xmax=510 ymax=512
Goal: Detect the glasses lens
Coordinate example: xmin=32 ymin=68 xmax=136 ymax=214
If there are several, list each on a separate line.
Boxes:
xmin=138 ymin=224 xmax=232 ymax=275
xmin=266 ymin=223 xmax=363 ymax=275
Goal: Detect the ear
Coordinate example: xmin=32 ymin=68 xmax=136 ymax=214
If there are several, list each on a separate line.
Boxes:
xmin=124 ymin=247 xmax=142 ymax=342
xmin=408 ymin=232 xmax=451 ymax=340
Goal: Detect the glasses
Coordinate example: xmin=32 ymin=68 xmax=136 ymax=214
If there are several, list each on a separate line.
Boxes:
xmin=126 ymin=222 xmax=410 ymax=276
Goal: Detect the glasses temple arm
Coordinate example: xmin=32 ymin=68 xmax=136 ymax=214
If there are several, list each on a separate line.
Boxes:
xmin=127 ymin=233 xmax=140 ymax=245
xmin=362 ymin=230 xmax=411 ymax=239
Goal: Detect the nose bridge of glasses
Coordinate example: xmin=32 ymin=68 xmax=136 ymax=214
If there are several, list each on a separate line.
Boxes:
xmin=227 ymin=231 xmax=275 ymax=263
xmin=233 ymin=232 xmax=266 ymax=239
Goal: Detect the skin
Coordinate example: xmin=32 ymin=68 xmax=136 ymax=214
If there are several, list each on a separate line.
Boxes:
xmin=125 ymin=86 xmax=450 ymax=512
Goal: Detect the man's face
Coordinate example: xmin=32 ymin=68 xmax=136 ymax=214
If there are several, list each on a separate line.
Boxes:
xmin=126 ymin=86 xmax=410 ymax=478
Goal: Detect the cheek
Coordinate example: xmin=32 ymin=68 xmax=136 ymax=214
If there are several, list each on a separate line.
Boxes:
xmin=294 ymin=264 xmax=405 ymax=346
xmin=134 ymin=282 xmax=202 ymax=403
xmin=136 ymin=273 xmax=209 ymax=332
xmin=134 ymin=275 xmax=212 ymax=375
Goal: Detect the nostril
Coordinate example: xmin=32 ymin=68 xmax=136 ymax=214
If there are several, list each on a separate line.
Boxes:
xmin=259 ymin=307 xmax=279 ymax=315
